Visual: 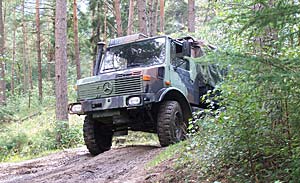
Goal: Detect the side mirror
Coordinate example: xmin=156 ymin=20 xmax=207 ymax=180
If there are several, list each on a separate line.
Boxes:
xmin=93 ymin=42 xmax=106 ymax=75
xmin=182 ymin=41 xmax=191 ymax=57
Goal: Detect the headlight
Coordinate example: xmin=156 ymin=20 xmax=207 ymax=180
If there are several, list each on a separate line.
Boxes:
xmin=128 ymin=97 xmax=141 ymax=105
xmin=71 ymin=104 xmax=82 ymax=113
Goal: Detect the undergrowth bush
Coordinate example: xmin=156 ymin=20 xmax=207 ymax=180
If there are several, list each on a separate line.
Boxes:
xmin=0 ymin=110 xmax=84 ymax=162
xmin=178 ymin=56 xmax=300 ymax=182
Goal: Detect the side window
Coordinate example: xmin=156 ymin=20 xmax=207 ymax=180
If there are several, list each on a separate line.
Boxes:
xmin=171 ymin=41 xmax=190 ymax=71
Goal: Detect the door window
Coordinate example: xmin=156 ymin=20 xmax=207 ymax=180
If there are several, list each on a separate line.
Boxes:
xmin=171 ymin=41 xmax=190 ymax=71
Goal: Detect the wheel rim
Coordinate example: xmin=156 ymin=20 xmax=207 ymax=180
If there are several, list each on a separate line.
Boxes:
xmin=174 ymin=111 xmax=183 ymax=140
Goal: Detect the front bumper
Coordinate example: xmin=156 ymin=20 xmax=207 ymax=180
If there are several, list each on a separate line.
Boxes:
xmin=69 ymin=93 xmax=156 ymax=114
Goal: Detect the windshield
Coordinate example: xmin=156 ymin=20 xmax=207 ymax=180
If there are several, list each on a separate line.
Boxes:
xmin=100 ymin=37 xmax=166 ymax=72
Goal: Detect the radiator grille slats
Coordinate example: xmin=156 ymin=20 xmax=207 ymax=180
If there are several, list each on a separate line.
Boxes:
xmin=78 ymin=76 xmax=142 ymax=100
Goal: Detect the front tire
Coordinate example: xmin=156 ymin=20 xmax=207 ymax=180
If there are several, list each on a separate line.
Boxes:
xmin=157 ymin=101 xmax=187 ymax=147
xmin=83 ymin=116 xmax=113 ymax=155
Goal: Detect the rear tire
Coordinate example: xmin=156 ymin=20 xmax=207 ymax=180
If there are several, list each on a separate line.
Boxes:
xmin=157 ymin=101 xmax=187 ymax=147
xmin=83 ymin=116 xmax=113 ymax=155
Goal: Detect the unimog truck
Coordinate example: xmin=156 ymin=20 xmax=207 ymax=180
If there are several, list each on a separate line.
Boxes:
xmin=69 ymin=34 xmax=222 ymax=155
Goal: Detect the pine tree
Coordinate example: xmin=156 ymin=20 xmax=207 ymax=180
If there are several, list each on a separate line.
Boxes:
xmin=73 ymin=0 xmax=81 ymax=79
xmin=55 ymin=0 xmax=68 ymax=143
xmin=137 ymin=0 xmax=147 ymax=35
xmin=188 ymin=0 xmax=195 ymax=32
xmin=36 ymin=0 xmax=43 ymax=102
xmin=0 ymin=0 xmax=5 ymax=105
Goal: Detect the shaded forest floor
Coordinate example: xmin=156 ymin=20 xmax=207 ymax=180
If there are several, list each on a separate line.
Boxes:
xmin=0 ymin=145 xmax=169 ymax=183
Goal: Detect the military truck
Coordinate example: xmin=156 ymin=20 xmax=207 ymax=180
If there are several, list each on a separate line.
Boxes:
xmin=69 ymin=34 xmax=222 ymax=155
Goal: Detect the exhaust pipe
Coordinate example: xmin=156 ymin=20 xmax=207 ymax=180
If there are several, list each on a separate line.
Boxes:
xmin=94 ymin=42 xmax=106 ymax=76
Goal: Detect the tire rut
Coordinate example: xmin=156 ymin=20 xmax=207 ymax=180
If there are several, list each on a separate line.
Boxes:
xmin=0 ymin=145 xmax=162 ymax=183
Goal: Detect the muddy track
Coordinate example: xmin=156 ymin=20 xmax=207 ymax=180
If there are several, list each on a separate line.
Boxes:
xmin=0 ymin=145 xmax=162 ymax=183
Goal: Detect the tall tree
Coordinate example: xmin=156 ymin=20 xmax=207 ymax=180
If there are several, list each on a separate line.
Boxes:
xmin=127 ymin=0 xmax=134 ymax=35
xmin=55 ymin=0 xmax=68 ymax=142
xmin=159 ymin=0 xmax=164 ymax=33
xmin=148 ymin=0 xmax=157 ymax=36
xmin=90 ymin=1 xmax=101 ymax=74
xmin=21 ymin=0 xmax=28 ymax=92
xmin=152 ymin=0 xmax=159 ymax=36
xmin=11 ymin=4 xmax=16 ymax=96
xmin=104 ymin=1 xmax=107 ymax=43
xmin=22 ymin=0 xmax=33 ymax=107
xmin=0 ymin=0 xmax=5 ymax=105
xmin=73 ymin=0 xmax=81 ymax=79
xmin=137 ymin=0 xmax=147 ymax=35
xmin=188 ymin=0 xmax=195 ymax=32
xmin=114 ymin=0 xmax=123 ymax=36
xmin=36 ymin=0 xmax=43 ymax=102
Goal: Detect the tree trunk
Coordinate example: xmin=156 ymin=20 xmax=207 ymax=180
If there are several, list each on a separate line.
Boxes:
xmin=22 ymin=0 xmax=28 ymax=93
xmin=36 ymin=0 xmax=43 ymax=102
xmin=22 ymin=0 xmax=32 ymax=107
xmin=46 ymin=2 xmax=55 ymax=81
xmin=11 ymin=5 xmax=16 ymax=96
xmin=91 ymin=2 xmax=101 ymax=76
xmin=148 ymin=0 xmax=154 ymax=36
xmin=153 ymin=0 xmax=159 ymax=36
xmin=137 ymin=0 xmax=147 ymax=35
xmin=91 ymin=5 xmax=96 ymax=75
xmin=73 ymin=0 xmax=81 ymax=80
xmin=104 ymin=1 xmax=107 ymax=43
xmin=55 ymin=0 xmax=69 ymax=143
xmin=127 ymin=0 xmax=134 ymax=35
xmin=0 ymin=0 xmax=5 ymax=105
xmin=114 ymin=0 xmax=123 ymax=36
xmin=47 ymin=42 xmax=52 ymax=80
xmin=188 ymin=0 xmax=195 ymax=32
xmin=159 ymin=0 xmax=164 ymax=33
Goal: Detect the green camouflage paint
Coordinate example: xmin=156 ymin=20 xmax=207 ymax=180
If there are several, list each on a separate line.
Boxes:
xmin=70 ymin=35 xmax=222 ymax=115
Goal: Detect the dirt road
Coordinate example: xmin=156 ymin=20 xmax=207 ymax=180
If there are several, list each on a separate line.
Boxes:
xmin=0 ymin=145 xmax=162 ymax=183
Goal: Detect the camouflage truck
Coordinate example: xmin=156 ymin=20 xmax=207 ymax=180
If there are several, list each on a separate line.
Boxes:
xmin=69 ymin=34 xmax=222 ymax=155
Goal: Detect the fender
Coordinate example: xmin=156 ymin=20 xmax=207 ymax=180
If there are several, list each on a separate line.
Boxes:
xmin=155 ymin=87 xmax=192 ymax=120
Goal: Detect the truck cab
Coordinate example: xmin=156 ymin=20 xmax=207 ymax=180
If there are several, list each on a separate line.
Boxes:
xmin=69 ymin=34 xmax=222 ymax=155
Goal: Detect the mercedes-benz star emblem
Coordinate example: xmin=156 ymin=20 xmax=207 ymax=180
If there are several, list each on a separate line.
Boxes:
xmin=103 ymin=82 xmax=113 ymax=94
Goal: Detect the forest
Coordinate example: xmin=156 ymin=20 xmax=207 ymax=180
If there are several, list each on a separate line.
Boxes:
xmin=0 ymin=0 xmax=300 ymax=182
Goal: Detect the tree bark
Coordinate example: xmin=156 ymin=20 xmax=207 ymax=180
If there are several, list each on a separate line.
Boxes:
xmin=127 ymin=0 xmax=134 ymax=35
xmin=104 ymin=1 xmax=107 ymax=43
xmin=55 ymin=0 xmax=69 ymax=133
xmin=47 ymin=2 xmax=55 ymax=81
xmin=36 ymin=0 xmax=43 ymax=102
xmin=22 ymin=0 xmax=32 ymax=107
xmin=11 ymin=4 xmax=16 ymax=96
xmin=188 ymin=0 xmax=195 ymax=32
xmin=148 ymin=0 xmax=154 ymax=36
xmin=73 ymin=0 xmax=81 ymax=80
xmin=0 ymin=0 xmax=5 ymax=105
xmin=91 ymin=2 xmax=101 ymax=75
xmin=137 ymin=0 xmax=147 ymax=35
xmin=159 ymin=0 xmax=164 ymax=33
xmin=114 ymin=0 xmax=123 ymax=36
xmin=22 ymin=0 xmax=28 ymax=93
xmin=153 ymin=0 xmax=159 ymax=36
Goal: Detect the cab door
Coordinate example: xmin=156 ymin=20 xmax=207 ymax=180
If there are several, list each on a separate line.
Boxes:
xmin=169 ymin=41 xmax=199 ymax=105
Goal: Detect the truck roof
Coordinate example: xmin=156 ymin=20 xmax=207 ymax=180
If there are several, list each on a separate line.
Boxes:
xmin=108 ymin=33 xmax=217 ymax=51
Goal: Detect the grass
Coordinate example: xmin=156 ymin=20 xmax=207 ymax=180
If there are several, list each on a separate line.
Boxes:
xmin=0 ymin=108 xmax=85 ymax=162
xmin=2 ymin=149 xmax=62 ymax=163
xmin=147 ymin=140 xmax=187 ymax=168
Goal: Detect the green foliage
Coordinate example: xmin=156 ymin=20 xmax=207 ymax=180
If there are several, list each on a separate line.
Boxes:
xmin=0 ymin=110 xmax=84 ymax=162
xmin=147 ymin=141 xmax=187 ymax=168
xmin=170 ymin=0 xmax=300 ymax=182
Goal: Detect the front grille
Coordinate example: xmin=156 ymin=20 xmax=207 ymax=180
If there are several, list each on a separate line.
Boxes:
xmin=78 ymin=76 xmax=142 ymax=100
